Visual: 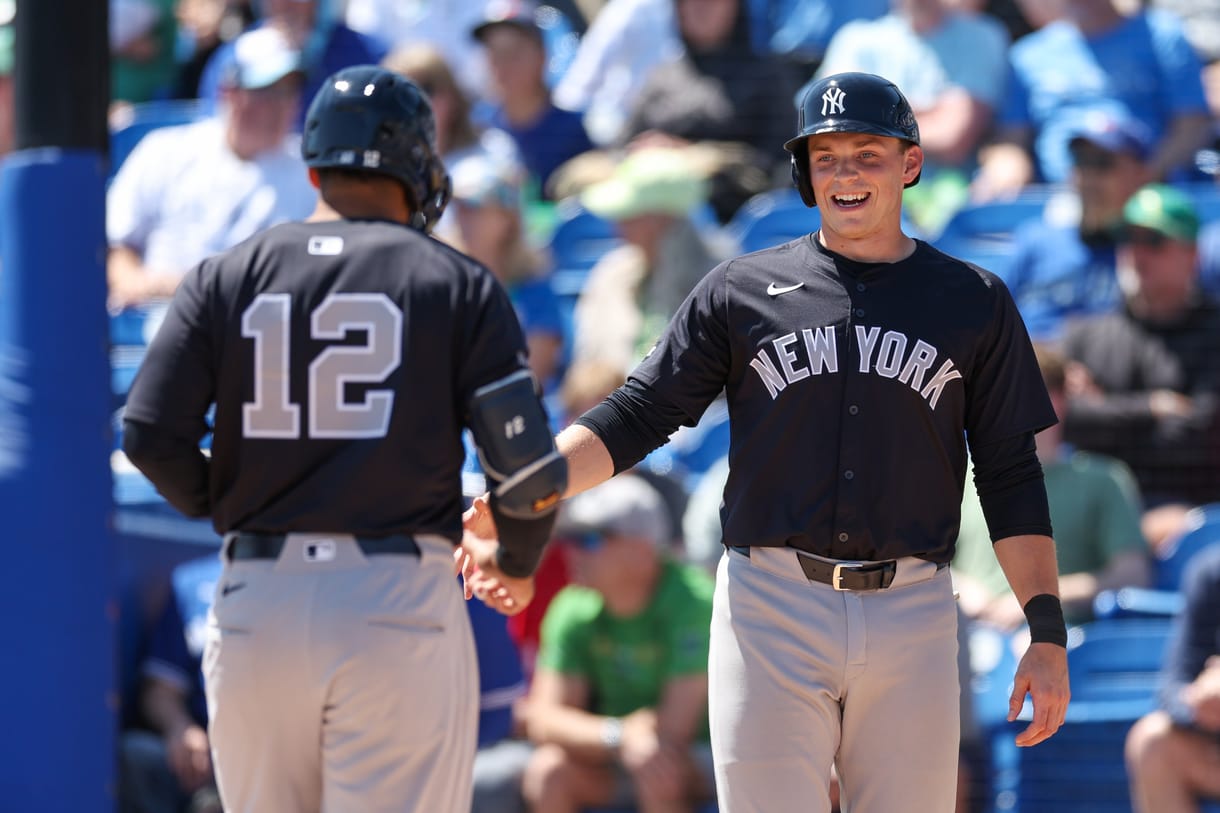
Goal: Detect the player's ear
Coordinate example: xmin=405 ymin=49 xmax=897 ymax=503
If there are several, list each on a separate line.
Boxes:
xmin=308 ymin=167 xmax=321 ymax=190
xmin=903 ymin=145 xmax=924 ymax=186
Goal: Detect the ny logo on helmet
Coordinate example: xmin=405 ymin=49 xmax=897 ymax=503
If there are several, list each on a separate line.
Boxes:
xmin=821 ymin=87 xmax=846 ymax=116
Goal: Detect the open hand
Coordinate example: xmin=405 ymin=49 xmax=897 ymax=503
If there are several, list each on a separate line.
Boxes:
xmin=1009 ymin=642 xmax=1070 ymax=746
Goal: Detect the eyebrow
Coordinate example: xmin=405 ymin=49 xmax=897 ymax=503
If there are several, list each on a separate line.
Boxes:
xmin=808 ymin=136 xmax=889 ymax=151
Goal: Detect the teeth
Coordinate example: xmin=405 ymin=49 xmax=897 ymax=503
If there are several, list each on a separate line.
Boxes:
xmin=836 ymin=193 xmax=867 ymax=202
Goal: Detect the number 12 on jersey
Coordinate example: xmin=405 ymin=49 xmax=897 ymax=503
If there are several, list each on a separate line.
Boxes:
xmin=241 ymin=292 xmax=403 ymax=440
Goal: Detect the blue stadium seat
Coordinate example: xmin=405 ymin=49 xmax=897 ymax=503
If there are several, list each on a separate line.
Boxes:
xmin=932 ymin=190 xmax=1055 ymax=245
xmin=1093 ymin=586 xmax=1184 ymax=619
xmin=1154 ymin=503 xmax=1220 ymax=591
xmin=726 ymin=188 xmax=820 ymax=254
xmin=547 ymin=205 xmax=621 ymax=297
xmin=980 ymin=618 xmax=1172 ymax=812
xmin=109 ymin=99 xmax=207 ymax=175
xmin=1065 ymin=617 xmax=1174 ymax=703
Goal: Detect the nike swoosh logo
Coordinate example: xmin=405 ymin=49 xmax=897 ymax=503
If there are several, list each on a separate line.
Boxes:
xmin=221 ymin=582 xmax=246 ymax=597
xmin=767 ymin=282 xmax=804 ymax=296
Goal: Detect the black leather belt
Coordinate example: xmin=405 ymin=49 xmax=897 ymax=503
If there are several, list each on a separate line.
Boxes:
xmin=227 ymin=532 xmax=420 ymax=561
xmin=729 ymin=545 xmax=898 ymax=591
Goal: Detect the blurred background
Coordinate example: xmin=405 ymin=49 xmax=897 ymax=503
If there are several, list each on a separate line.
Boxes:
xmin=3 ymin=0 xmax=1220 ymax=810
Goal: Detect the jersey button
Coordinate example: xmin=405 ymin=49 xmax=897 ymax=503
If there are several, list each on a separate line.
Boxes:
xmin=848 ymin=404 xmax=859 ymax=415
xmin=856 ymin=283 xmax=866 ymax=292
xmin=838 ymin=532 xmax=849 ymax=542
xmin=855 ymin=308 xmax=865 ymax=317
xmin=844 ymin=470 xmax=854 ymax=480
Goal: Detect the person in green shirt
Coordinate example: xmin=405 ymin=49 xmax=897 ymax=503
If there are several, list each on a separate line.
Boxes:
xmin=954 ymin=343 xmax=1151 ymax=628
xmin=523 ymin=473 xmax=716 ymax=813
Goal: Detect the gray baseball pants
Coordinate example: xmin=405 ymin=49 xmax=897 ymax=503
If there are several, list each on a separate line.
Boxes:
xmin=203 ymin=533 xmax=478 ymax=813
xmin=709 ymin=546 xmax=961 ymax=813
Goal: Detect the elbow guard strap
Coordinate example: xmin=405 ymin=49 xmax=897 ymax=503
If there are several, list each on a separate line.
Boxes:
xmin=469 ymin=370 xmax=568 ymax=519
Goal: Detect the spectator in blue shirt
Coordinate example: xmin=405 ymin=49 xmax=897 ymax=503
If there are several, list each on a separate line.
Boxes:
xmin=972 ymin=0 xmax=1211 ymax=200
xmin=118 ymin=556 xmax=220 ymax=813
xmin=197 ymin=0 xmax=386 ymax=130
xmin=1125 ymin=544 xmax=1220 ymax=813
xmin=471 ymin=0 xmax=595 ymax=199
xmin=995 ymin=109 xmax=1152 ymax=341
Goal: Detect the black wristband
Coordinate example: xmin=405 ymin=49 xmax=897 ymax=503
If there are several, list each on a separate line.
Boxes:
xmin=1024 ymin=593 xmax=1068 ymax=647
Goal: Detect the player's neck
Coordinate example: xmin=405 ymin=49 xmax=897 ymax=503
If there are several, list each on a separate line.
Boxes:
xmin=818 ymin=229 xmax=917 ymax=264
xmin=308 ymin=195 xmax=412 ymax=226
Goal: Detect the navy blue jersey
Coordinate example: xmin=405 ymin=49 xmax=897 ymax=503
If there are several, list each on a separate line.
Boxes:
xmin=123 ymin=219 xmax=531 ymax=539
xmin=594 ymin=236 xmax=1055 ymax=563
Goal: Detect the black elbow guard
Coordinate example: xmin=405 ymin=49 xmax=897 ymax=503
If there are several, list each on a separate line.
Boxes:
xmin=468 ymin=370 xmax=568 ymax=519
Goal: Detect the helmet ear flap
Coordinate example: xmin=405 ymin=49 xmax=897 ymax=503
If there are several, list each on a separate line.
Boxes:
xmin=418 ymin=157 xmax=452 ymax=232
xmin=790 ymin=152 xmax=816 ymax=208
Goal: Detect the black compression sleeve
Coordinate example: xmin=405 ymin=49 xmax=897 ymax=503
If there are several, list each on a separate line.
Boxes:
xmin=490 ymin=500 xmax=558 ymax=579
xmin=121 ymin=419 xmax=212 ymax=518
xmin=574 ymin=379 xmax=691 ymax=475
xmin=971 ymin=431 xmax=1053 ymax=542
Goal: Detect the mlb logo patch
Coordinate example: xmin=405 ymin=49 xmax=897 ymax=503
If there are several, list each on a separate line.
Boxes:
xmin=304 ymin=540 xmax=337 ymax=562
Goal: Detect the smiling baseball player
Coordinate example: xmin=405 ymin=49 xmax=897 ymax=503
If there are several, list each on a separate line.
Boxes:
xmin=461 ymin=72 xmax=1070 ymax=813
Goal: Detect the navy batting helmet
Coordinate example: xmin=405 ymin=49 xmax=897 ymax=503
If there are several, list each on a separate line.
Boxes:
xmin=784 ymin=72 xmax=921 ymax=208
xmin=302 ymin=65 xmax=451 ymax=231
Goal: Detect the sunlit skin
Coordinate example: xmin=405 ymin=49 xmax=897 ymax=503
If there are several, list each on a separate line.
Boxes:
xmin=806 ymin=132 xmax=923 ymax=263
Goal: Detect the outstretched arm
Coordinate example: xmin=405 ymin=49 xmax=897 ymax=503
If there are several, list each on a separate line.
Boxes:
xmin=456 ymin=424 xmax=615 ymax=613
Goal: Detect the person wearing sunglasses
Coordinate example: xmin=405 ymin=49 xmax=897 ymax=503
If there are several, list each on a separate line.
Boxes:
xmin=519 ymin=474 xmax=718 ymax=813
xmin=993 ymin=109 xmax=1155 ymax=342
xmin=1061 ymin=183 xmax=1220 ymax=549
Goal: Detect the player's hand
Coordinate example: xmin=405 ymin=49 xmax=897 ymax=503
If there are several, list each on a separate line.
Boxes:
xmin=1009 ymin=641 xmax=1070 ymax=747
xmin=456 ymin=540 xmax=536 ymax=616
xmin=165 ymin=722 xmax=213 ymax=792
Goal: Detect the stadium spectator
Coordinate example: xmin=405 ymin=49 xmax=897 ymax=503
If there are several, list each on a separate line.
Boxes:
xmin=443 ymin=153 xmax=565 ymax=390
xmin=995 ymin=109 xmax=1152 ymax=341
xmin=1150 ymin=0 xmax=1220 ymax=117
xmin=468 ymin=595 xmax=534 ymax=813
xmin=197 ymin=0 xmax=385 ymax=129
xmin=106 ymin=27 xmax=316 ymax=310
xmin=382 ymin=43 xmax=519 ymax=169
xmin=811 ymin=0 xmax=1009 ymax=231
xmin=742 ymin=0 xmax=889 ymax=77
xmin=522 ymin=474 xmax=717 ymax=813
xmin=343 ymin=0 xmax=490 ymax=98
xmin=972 ymin=0 xmax=1211 ymax=200
xmin=1125 ymin=544 xmax=1220 ymax=813
xmin=117 ymin=556 xmax=221 ymax=813
xmin=620 ymin=0 xmax=800 ymax=222
xmin=111 ymin=0 xmax=179 ymax=103
xmin=552 ymin=0 xmax=683 ymax=146
xmin=953 ymin=344 xmax=1150 ymax=629
xmin=1063 ymin=184 xmax=1220 ymax=535
xmin=471 ymin=0 xmax=595 ymax=199
xmin=171 ymin=0 xmax=254 ymax=100
xmin=571 ymin=148 xmax=726 ymax=375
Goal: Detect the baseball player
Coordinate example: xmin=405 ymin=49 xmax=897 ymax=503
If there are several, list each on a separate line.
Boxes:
xmin=459 ymin=72 xmax=1070 ymax=813
xmin=122 ymin=65 xmax=567 ymax=813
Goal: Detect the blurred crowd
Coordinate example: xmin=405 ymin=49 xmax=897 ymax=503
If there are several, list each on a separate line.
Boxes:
xmin=3 ymin=0 xmax=1219 ymax=810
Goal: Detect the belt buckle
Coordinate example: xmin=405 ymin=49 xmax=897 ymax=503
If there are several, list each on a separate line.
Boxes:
xmin=832 ymin=563 xmax=851 ymax=591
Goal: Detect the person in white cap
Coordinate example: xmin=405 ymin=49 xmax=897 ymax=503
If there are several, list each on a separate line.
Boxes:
xmin=107 ymin=26 xmax=316 ymax=311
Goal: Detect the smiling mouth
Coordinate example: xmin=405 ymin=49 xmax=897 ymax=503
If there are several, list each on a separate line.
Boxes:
xmin=832 ymin=192 xmax=870 ymax=208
